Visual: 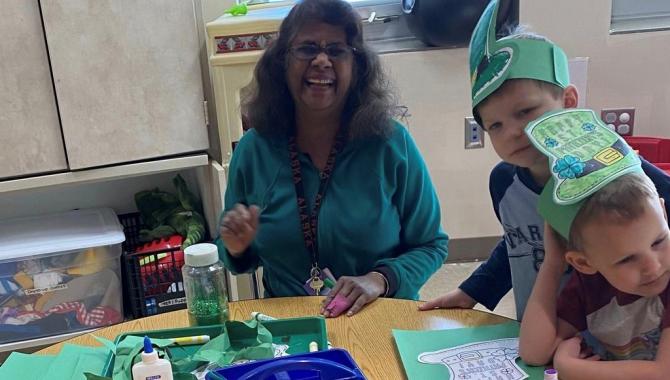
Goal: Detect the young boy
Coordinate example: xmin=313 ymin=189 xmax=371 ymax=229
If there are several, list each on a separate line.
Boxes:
xmin=419 ymin=0 xmax=670 ymax=319
xmin=519 ymin=109 xmax=670 ymax=379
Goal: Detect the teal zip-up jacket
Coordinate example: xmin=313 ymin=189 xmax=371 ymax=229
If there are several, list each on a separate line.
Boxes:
xmin=215 ymin=121 xmax=448 ymax=300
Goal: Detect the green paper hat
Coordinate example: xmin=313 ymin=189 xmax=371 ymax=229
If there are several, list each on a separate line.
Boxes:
xmin=469 ymin=0 xmax=570 ymax=109
xmin=525 ymin=109 xmax=642 ymax=239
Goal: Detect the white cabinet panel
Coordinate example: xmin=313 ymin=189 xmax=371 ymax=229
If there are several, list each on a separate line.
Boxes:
xmin=0 ymin=0 xmax=67 ymax=179
xmin=41 ymin=0 xmax=209 ymax=170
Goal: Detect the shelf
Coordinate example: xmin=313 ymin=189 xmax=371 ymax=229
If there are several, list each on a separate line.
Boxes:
xmin=0 ymin=327 xmax=98 ymax=352
xmin=0 ymin=154 xmax=209 ymax=194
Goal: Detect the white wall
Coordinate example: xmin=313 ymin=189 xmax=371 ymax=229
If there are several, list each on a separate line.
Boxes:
xmin=522 ymin=0 xmax=670 ymax=138
xmin=381 ymin=50 xmax=502 ymax=240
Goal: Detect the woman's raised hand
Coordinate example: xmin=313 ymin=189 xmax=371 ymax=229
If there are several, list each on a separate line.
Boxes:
xmin=220 ymin=204 xmax=260 ymax=257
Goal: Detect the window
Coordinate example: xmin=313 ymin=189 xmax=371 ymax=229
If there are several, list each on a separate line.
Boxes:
xmin=245 ymin=0 xmax=420 ymax=53
xmin=611 ymin=0 xmax=670 ymax=34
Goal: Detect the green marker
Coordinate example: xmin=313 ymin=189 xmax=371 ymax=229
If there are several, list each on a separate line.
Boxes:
xmin=323 ymin=277 xmax=335 ymax=289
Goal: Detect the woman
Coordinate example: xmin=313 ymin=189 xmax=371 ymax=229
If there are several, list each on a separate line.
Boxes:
xmin=217 ymin=0 xmax=448 ymax=317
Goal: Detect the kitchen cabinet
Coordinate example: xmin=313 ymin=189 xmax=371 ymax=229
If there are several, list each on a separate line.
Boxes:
xmin=40 ymin=0 xmax=209 ymax=170
xmin=2 ymin=0 xmax=214 ymax=193
xmin=0 ymin=0 xmax=67 ymax=180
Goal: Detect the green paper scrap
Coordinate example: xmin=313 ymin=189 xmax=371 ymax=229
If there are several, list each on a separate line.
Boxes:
xmin=85 ymin=374 xmax=110 ymax=380
xmin=174 ymin=374 xmax=198 ymax=380
xmin=49 ymin=344 xmax=109 ymax=379
xmin=393 ymin=322 xmax=545 ymax=380
xmin=94 ymin=335 xmax=118 ymax=355
xmin=0 ymin=319 xmax=275 ymax=380
xmin=0 ymin=352 xmax=55 ymax=379
xmin=192 ymin=319 xmax=274 ymax=366
xmin=0 ymin=344 xmax=109 ymax=380
xmin=105 ymin=319 xmax=273 ymax=380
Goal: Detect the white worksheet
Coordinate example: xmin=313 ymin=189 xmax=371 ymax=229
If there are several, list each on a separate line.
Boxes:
xmin=418 ymin=338 xmax=528 ymax=380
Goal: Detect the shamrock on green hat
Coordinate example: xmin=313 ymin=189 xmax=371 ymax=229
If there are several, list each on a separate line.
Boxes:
xmin=526 ymin=109 xmax=642 ymax=238
xmin=469 ymin=0 xmax=570 ymax=109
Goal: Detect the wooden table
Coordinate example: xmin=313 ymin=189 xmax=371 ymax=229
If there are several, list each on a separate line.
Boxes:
xmin=38 ymin=297 xmax=511 ymax=379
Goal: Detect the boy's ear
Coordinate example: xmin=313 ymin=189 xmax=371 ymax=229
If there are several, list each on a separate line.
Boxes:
xmin=565 ymin=250 xmax=597 ymax=274
xmin=661 ymin=197 xmax=667 ymax=222
xmin=562 ymin=85 xmax=579 ymax=109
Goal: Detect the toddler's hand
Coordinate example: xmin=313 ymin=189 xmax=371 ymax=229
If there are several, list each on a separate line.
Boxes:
xmin=555 ymin=335 xmax=600 ymax=371
xmin=418 ymin=288 xmax=476 ymax=310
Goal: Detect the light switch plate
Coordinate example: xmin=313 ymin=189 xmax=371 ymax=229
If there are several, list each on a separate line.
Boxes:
xmin=464 ymin=117 xmax=484 ymax=149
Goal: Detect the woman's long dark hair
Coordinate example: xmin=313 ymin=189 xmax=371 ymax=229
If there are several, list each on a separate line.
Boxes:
xmin=242 ymin=0 xmax=397 ymax=140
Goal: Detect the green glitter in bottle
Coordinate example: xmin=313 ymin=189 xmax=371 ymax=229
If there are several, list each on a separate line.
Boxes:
xmin=182 ymin=244 xmax=230 ymax=326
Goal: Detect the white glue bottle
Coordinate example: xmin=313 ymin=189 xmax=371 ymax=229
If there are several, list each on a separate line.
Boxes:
xmin=132 ymin=336 xmax=174 ymax=380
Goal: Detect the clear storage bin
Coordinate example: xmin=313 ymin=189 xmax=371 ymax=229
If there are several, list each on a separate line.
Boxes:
xmin=0 ymin=208 xmax=125 ymax=345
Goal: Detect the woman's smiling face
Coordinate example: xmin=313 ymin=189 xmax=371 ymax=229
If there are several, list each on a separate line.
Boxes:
xmin=285 ymin=22 xmax=354 ymax=118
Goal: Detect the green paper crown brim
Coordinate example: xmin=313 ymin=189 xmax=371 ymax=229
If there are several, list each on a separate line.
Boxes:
xmin=471 ymin=39 xmax=570 ymax=108
xmin=538 ymin=177 xmax=583 ymax=239
xmin=468 ymin=0 xmax=570 ymax=109
xmin=530 ymin=109 xmax=643 ymax=239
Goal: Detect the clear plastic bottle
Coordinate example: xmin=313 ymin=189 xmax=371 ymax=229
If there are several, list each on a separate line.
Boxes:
xmin=182 ymin=243 xmax=229 ymax=326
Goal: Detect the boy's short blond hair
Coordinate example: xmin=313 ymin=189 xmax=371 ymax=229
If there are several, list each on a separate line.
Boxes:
xmin=473 ymin=25 xmax=564 ymax=128
xmin=567 ymin=172 xmax=659 ymax=252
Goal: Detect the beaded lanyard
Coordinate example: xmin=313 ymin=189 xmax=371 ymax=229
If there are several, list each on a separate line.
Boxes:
xmin=288 ymin=132 xmax=344 ymax=295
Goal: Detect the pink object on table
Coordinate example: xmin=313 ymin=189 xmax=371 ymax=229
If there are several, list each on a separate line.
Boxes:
xmin=325 ymin=293 xmax=352 ymax=317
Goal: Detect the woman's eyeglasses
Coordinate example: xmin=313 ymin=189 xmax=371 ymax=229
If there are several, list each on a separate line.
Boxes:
xmin=289 ymin=43 xmax=357 ymax=61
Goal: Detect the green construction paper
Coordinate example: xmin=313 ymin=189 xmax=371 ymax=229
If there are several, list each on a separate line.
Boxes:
xmin=174 ymin=374 xmax=198 ymax=380
xmin=469 ymin=0 xmax=569 ymax=108
xmin=0 ymin=344 xmax=109 ymax=380
xmin=104 ymin=320 xmax=272 ymax=379
xmin=0 ymin=352 xmax=55 ymax=379
xmin=85 ymin=374 xmax=110 ymax=380
xmin=94 ymin=335 xmax=118 ymax=355
xmin=192 ymin=319 xmax=274 ymax=366
xmin=393 ymin=322 xmax=545 ymax=380
xmin=49 ymin=344 xmax=109 ymax=378
xmin=526 ymin=109 xmax=642 ymax=238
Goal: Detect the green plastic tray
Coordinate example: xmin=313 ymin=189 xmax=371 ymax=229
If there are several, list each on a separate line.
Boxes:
xmin=101 ymin=316 xmax=328 ymax=377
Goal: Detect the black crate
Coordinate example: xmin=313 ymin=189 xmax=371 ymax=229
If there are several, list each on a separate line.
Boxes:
xmin=119 ymin=213 xmax=192 ymax=318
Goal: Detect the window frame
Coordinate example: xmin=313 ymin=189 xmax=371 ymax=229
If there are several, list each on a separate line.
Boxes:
xmin=244 ymin=0 xmax=422 ymax=53
xmin=610 ymin=0 xmax=670 ymax=34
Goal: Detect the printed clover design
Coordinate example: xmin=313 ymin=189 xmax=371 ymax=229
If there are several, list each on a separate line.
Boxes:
xmin=544 ymin=138 xmax=559 ymax=148
xmin=553 ymin=155 xmax=586 ymax=179
xmin=582 ymin=122 xmax=596 ymax=132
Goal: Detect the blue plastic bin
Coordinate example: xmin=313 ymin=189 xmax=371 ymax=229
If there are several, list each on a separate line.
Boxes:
xmin=206 ymin=348 xmax=366 ymax=380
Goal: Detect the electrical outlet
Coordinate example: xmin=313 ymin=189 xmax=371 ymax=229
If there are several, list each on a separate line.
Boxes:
xmin=464 ymin=116 xmax=484 ymax=149
xmin=600 ymin=108 xmax=635 ymax=136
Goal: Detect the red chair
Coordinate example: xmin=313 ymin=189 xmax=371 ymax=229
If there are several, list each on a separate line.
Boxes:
xmin=624 ymin=136 xmax=670 ymax=163
xmin=654 ymin=162 xmax=670 ymax=176
xmin=623 ymin=136 xmax=670 ymax=176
